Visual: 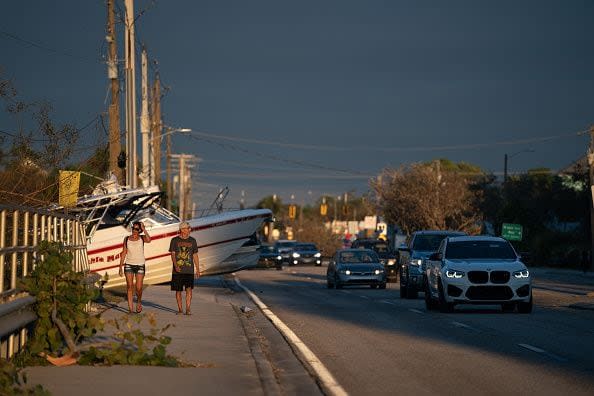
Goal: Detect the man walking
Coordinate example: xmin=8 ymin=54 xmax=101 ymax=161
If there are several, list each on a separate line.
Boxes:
xmin=169 ymin=222 xmax=200 ymax=315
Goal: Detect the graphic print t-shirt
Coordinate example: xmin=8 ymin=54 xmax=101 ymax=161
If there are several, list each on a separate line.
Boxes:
xmin=169 ymin=236 xmax=199 ymax=274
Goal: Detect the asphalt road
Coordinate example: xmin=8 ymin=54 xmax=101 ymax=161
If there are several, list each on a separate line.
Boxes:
xmin=235 ymin=265 xmax=594 ymax=396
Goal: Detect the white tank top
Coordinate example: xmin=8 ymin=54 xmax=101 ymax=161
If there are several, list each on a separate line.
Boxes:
xmin=125 ymin=237 xmax=145 ymax=265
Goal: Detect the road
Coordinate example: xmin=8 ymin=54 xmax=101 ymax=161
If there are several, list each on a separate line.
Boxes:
xmin=235 ymin=265 xmax=594 ymax=395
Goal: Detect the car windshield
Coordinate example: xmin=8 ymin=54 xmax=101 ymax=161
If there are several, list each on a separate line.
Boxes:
xmin=295 ymin=244 xmax=317 ymax=250
xmin=276 ymin=242 xmax=296 ymax=249
xmin=259 ymin=246 xmax=276 ymax=253
xmin=339 ymin=251 xmax=379 ymax=263
xmin=445 ymin=241 xmax=517 ymax=260
xmin=412 ymin=234 xmax=451 ymax=251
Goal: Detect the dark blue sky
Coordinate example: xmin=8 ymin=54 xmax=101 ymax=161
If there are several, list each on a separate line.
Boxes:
xmin=1 ymin=0 xmax=592 ymax=207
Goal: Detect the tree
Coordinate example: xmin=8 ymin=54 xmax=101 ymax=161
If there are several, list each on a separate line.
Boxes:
xmin=370 ymin=161 xmax=483 ymax=235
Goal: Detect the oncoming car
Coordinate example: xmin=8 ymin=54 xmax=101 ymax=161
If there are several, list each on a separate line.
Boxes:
xmin=424 ymin=236 xmax=532 ymax=313
xmin=289 ymin=243 xmax=322 ymax=266
xmin=326 ymin=249 xmax=387 ymax=289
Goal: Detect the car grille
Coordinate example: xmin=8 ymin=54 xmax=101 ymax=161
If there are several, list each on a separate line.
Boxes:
xmin=468 ymin=271 xmax=488 ymax=284
xmin=350 ymin=271 xmax=373 ymax=276
xmin=465 ymin=286 xmax=513 ymax=300
xmin=490 ymin=271 xmax=510 ymax=284
xmin=467 ymin=271 xmax=511 ymax=284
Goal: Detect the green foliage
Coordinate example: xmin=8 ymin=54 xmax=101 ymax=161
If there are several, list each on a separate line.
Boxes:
xmin=20 ymin=242 xmax=101 ymax=358
xmin=0 ymin=358 xmax=50 ymax=396
xmin=256 ymin=195 xmax=283 ymax=216
xmin=78 ymin=313 xmax=179 ymax=367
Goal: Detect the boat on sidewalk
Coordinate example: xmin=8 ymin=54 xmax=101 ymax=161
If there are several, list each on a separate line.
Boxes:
xmin=56 ymin=179 xmax=271 ymax=288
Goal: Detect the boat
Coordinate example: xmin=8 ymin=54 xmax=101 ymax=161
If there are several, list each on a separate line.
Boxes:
xmin=57 ymin=179 xmax=271 ymax=288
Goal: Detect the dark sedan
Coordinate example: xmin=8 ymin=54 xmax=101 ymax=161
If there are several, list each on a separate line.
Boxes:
xmin=289 ymin=243 xmax=322 ymax=266
xmin=257 ymin=245 xmax=282 ymax=270
xmin=327 ymin=249 xmax=387 ymax=289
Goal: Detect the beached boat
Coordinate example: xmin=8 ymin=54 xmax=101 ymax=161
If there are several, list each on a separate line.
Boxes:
xmin=59 ymin=180 xmax=271 ymax=288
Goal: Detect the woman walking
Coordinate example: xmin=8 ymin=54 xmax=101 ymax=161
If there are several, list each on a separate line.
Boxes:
xmin=119 ymin=221 xmax=151 ymax=313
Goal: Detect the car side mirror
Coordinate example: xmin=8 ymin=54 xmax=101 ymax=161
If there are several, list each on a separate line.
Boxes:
xmin=429 ymin=252 xmax=442 ymax=261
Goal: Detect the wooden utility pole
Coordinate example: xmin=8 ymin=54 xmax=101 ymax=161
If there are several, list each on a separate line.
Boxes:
xmin=166 ymin=132 xmax=172 ymax=210
xmin=151 ymin=75 xmax=162 ymax=186
xmin=106 ymin=0 xmax=122 ymax=183
xmin=588 ymin=125 xmax=594 ymax=271
xmin=124 ymin=0 xmax=137 ymax=188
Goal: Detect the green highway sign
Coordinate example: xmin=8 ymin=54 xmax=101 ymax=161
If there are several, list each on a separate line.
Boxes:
xmin=502 ymin=223 xmax=523 ymax=241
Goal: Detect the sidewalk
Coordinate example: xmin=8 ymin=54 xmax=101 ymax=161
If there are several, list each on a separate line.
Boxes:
xmin=24 ymin=276 xmax=320 ymax=396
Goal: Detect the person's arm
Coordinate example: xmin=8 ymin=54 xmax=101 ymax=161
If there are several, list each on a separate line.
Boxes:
xmin=141 ymin=222 xmax=151 ymax=243
xmin=119 ymin=237 xmax=127 ymax=276
xmin=171 ymin=251 xmax=180 ymax=273
xmin=193 ymin=251 xmax=200 ymax=278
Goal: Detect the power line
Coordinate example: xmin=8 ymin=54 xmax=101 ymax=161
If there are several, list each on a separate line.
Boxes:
xmin=0 ymin=29 xmax=100 ymax=64
xmin=189 ymin=128 xmax=588 ymax=153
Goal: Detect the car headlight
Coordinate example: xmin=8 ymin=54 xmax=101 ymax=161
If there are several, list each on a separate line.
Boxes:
xmin=314 ymin=252 xmax=321 ymax=258
xmin=292 ymin=252 xmax=300 ymax=258
xmin=513 ymin=269 xmax=530 ymax=278
xmin=387 ymin=259 xmax=396 ymax=265
xmin=345 ymin=269 xmax=351 ymax=275
xmin=445 ymin=269 xmax=465 ymax=279
xmin=374 ymin=269 xmax=384 ymax=275
xmin=409 ymin=259 xmax=422 ymax=266
xmin=276 ymin=255 xmax=282 ymax=260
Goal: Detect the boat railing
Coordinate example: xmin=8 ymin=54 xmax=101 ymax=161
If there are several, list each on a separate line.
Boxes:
xmin=0 ymin=204 xmax=88 ymax=358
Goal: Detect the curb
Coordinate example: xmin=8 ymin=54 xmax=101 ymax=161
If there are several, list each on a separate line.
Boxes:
xmin=234 ymin=276 xmax=348 ymax=396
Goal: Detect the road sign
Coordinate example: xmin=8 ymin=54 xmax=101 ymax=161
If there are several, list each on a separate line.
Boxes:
xmin=502 ymin=223 xmax=523 ymax=241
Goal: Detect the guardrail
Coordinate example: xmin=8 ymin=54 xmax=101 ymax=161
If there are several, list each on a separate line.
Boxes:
xmin=0 ymin=204 xmax=88 ymax=359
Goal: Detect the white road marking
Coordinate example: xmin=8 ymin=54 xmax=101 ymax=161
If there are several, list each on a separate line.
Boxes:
xmin=518 ymin=343 xmax=568 ymax=362
xmin=359 ymin=295 xmax=370 ymax=299
xmin=518 ymin=343 xmax=545 ymax=353
xmin=235 ymin=277 xmax=348 ymax=396
xmin=380 ymin=300 xmax=397 ymax=305
xmin=409 ymin=308 xmax=424 ymax=314
xmin=451 ymin=321 xmax=477 ymax=331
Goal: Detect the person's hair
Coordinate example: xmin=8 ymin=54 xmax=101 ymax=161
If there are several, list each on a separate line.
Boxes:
xmin=179 ymin=221 xmax=191 ymax=230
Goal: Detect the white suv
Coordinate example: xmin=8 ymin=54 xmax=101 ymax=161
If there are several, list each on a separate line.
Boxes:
xmin=424 ymin=236 xmax=532 ymax=313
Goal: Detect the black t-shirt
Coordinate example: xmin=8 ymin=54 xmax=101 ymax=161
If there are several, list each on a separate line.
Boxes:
xmin=169 ymin=236 xmax=199 ymax=274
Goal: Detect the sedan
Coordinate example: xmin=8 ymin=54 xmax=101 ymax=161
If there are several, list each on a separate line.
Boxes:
xmin=425 ymin=236 xmax=532 ymax=313
xmin=327 ymin=249 xmax=387 ymax=289
xmin=289 ymin=243 xmax=322 ymax=266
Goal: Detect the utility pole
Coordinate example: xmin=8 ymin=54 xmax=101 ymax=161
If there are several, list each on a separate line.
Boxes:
xmin=124 ymin=0 xmax=137 ymax=188
xmin=151 ymin=75 xmax=162 ymax=186
xmin=140 ymin=47 xmax=150 ymax=187
xmin=587 ymin=125 xmax=594 ymax=271
xmin=106 ymin=0 xmax=122 ymax=183
xmin=166 ymin=132 xmax=172 ymax=210
xmin=504 ymin=153 xmax=508 ymax=184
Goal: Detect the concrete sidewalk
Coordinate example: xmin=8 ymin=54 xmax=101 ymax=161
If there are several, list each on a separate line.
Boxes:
xmin=25 ymin=276 xmax=320 ymax=396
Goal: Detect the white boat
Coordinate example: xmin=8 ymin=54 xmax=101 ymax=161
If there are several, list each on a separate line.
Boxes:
xmin=61 ymin=181 xmax=271 ymax=288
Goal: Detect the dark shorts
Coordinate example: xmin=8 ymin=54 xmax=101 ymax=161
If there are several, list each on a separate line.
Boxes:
xmin=171 ymin=273 xmax=194 ymax=291
xmin=124 ymin=264 xmax=145 ymax=275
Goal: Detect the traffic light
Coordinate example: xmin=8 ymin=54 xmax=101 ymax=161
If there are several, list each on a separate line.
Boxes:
xmin=320 ymin=203 xmax=327 ymax=216
xmin=288 ymin=204 xmax=297 ymax=219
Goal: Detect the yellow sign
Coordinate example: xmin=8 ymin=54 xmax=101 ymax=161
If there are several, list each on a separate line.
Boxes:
xmin=288 ymin=204 xmax=297 ymax=219
xmin=320 ymin=203 xmax=328 ymax=216
xmin=59 ymin=171 xmax=80 ymax=207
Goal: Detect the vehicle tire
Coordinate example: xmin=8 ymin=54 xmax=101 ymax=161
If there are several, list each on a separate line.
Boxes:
xmin=518 ymin=294 xmax=533 ymax=313
xmin=379 ymin=282 xmax=386 ymax=290
xmin=502 ymin=303 xmax=516 ymax=312
xmin=399 ymin=270 xmax=407 ymax=298
xmin=438 ymin=279 xmax=454 ymax=313
xmin=327 ymin=280 xmax=333 ymax=289
xmin=370 ymin=284 xmax=377 ymax=289
xmin=425 ymin=280 xmax=437 ymax=311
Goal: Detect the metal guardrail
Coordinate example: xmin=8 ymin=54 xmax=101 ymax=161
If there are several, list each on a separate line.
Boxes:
xmin=0 ymin=204 xmax=88 ymax=359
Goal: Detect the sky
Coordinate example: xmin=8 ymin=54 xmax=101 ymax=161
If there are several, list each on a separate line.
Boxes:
xmin=1 ymin=0 xmax=592 ymax=208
